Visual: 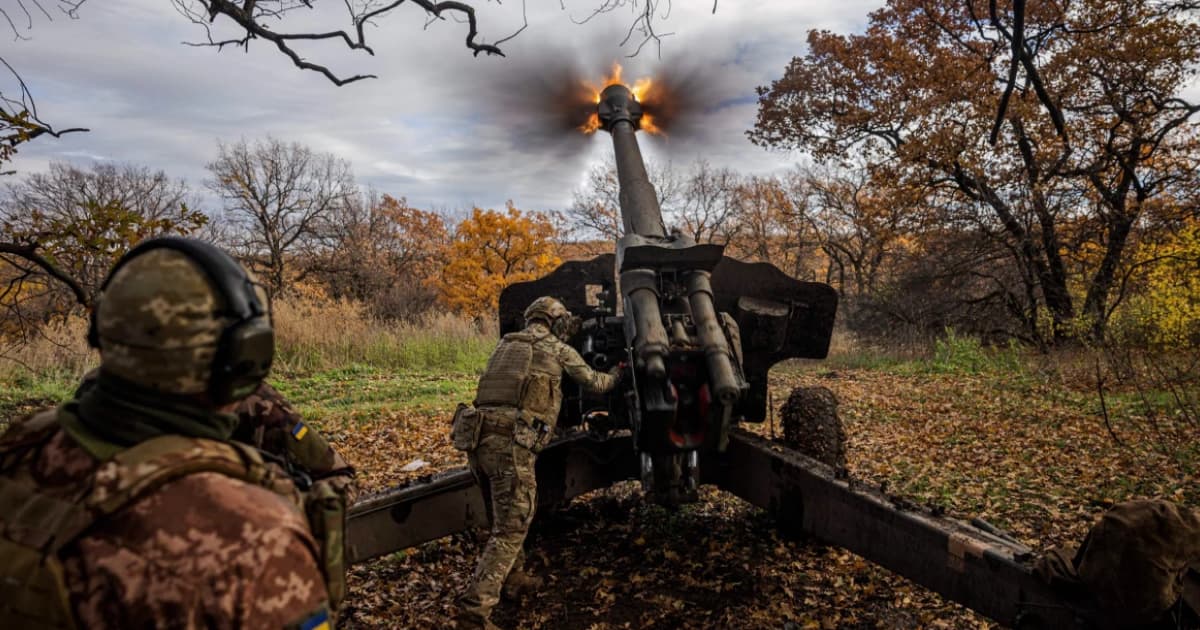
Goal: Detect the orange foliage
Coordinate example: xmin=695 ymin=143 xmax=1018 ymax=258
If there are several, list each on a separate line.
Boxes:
xmin=723 ymin=175 xmax=817 ymax=280
xmin=371 ymin=194 xmax=449 ymax=283
xmin=438 ymin=203 xmax=562 ymax=317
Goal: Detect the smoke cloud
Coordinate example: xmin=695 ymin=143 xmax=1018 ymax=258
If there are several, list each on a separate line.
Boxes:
xmin=484 ymin=50 xmax=749 ymax=156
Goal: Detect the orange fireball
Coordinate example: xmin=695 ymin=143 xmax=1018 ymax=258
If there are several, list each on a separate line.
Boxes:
xmin=578 ymin=63 xmax=663 ymax=136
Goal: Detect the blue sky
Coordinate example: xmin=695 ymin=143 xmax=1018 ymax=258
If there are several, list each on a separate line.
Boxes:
xmin=2 ymin=1 xmax=883 ymax=213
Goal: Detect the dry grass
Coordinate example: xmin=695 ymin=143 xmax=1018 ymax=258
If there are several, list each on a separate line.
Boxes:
xmin=271 ymin=297 xmax=495 ymax=375
xmin=0 ymin=298 xmax=496 ymax=389
xmin=0 ymin=316 xmax=95 ymax=382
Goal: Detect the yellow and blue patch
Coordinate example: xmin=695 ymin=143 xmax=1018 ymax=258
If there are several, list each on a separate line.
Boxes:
xmin=291 ymin=422 xmax=309 ymax=441
xmin=298 ymin=608 xmax=330 ymax=630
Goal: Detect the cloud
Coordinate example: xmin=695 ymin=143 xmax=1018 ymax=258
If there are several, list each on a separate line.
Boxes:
xmin=5 ymin=0 xmax=884 ymax=214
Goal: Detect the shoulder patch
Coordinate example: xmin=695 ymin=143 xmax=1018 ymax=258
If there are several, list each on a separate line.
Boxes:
xmin=291 ymin=422 xmax=309 ymax=440
xmin=294 ymin=607 xmax=331 ymax=630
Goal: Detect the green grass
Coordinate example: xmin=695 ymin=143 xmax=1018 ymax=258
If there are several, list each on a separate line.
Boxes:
xmin=0 ymin=370 xmax=78 ymax=428
xmin=818 ymin=329 xmax=1027 ymax=377
xmin=0 ymin=363 xmax=482 ymax=442
xmin=274 ymin=334 xmax=495 ymax=376
xmin=816 ymin=351 xmax=912 ymax=372
xmin=926 ymin=329 xmax=1025 ymax=375
xmin=0 ymin=319 xmax=495 ymax=426
xmin=274 ymin=364 xmax=478 ymax=420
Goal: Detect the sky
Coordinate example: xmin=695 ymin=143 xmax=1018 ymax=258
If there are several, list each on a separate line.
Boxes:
xmin=2 ymin=0 xmax=884 ymax=214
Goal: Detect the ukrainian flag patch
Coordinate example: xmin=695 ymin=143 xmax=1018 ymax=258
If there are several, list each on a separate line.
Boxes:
xmin=298 ymin=608 xmax=330 ymax=630
xmin=291 ymin=422 xmax=309 ymax=441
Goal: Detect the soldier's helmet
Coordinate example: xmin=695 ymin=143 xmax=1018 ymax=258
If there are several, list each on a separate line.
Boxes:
xmin=91 ymin=237 xmax=273 ymax=402
xmin=524 ymin=296 xmax=579 ymax=341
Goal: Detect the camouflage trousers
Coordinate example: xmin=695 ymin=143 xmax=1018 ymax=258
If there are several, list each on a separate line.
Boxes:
xmin=457 ymin=428 xmax=538 ymax=624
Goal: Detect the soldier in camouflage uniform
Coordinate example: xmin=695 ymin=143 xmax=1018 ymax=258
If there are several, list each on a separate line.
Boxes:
xmin=234 ymin=381 xmax=358 ymax=504
xmin=456 ymin=296 xmax=622 ymax=630
xmin=0 ymin=238 xmax=334 ymax=629
xmin=78 ymin=374 xmax=358 ymax=505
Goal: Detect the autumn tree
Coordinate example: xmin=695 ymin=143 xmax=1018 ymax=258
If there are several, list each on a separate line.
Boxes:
xmin=752 ymin=0 xmax=1200 ymax=343
xmin=569 ymin=157 xmax=682 ymax=242
xmin=0 ymin=162 xmax=205 ymax=336
xmin=207 ymin=137 xmax=356 ymax=296
xmin=440 ymin=203 xmax=562 ymax=318
xmin=677 ymin=160 xmax=742 ymax=245
xmin=1115 ymin=218 xmax=1200 ymax=347
xmin=800 ymin=165 xmax=919 ymax=299
xmin=322 ymin=193 xmax=449 ymax=319
xmin=724 ymin=174 xmax=817 ymax=280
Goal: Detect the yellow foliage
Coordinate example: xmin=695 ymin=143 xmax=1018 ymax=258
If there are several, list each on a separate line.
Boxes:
xmin=1115 ymin=220 xmax=1200 ymax=347
xmin=438 ymin=203 xmax=562 ymax=317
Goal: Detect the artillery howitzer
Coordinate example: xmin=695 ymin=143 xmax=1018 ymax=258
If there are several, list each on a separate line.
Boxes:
xmin=344 ymin=84 xmax=1196 ymax=629
xmin=497 ymin=83 xmax=838 ymax=506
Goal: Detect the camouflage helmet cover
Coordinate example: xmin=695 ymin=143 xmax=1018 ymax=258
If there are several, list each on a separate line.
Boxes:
xmin=524 ymin=296 xmax=580 ymax=342
xmin=94 ymin=248 xmax=234 ymax=395
xmin=524 ymin=296 xmax=570 ymax=326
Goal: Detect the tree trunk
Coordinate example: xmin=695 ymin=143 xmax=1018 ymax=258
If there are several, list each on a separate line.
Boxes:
xmin=1082 ymin=214 xmax=1136 ymax=341
xmin=952 ymin=165 xmax=1076 ymax=343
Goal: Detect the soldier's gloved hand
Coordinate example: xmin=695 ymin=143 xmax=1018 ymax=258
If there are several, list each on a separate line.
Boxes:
xmin=608 ymin=361 xmax=629 ymax=380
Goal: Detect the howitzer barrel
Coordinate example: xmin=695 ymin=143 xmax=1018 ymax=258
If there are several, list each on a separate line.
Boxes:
xmin=599 ymin=83 xmax=670 ymax=379
xmin=611 ymin=121 xmax=666 ymax=237
xmin=685 ymin=270 xmax=740 ymax=405
xmin=598 ymin=84 xmax=667 ymax=238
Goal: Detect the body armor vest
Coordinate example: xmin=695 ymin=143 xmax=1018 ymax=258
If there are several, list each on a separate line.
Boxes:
xmin=0 ymin=410 xmax=341 ymax=629
xmin=474 ymin=329 xmax=564 ymax=426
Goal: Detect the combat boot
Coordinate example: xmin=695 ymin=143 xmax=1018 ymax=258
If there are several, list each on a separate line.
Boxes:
xmin=501 ymin=568 xmax=545 ymax=601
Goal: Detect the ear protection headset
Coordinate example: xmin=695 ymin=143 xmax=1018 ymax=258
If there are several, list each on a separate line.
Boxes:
xmin=88 ymin=236 xmax=274 ymax=404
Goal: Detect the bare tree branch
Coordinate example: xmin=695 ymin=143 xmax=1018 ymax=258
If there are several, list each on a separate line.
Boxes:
xmin=0 ymin=57 xmax=88 ymax=174
xmin=988 ymin=0 xmax=1022 ymax=144
xmin=565 ymin=0 xmax=680 ymax=57
xmin=492 ymin=0 xmax=527 ymax=47
xmin=0 ymin=241 xmax=89 ymax=307
xmin=173 ymin=0 xmax=514 ymax=86
xmin=988 ymin=0 xmax=1068 ymax=144
xmin=0 ymin=0 xmax=86 ymax=40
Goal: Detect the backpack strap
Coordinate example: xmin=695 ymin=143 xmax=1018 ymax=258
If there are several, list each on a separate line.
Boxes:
xmin=87 ymin=435 xmax=290 ymax=516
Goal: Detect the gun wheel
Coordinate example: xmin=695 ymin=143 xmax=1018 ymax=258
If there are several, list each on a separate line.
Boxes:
xmin=779 ymin=386 xmax=847 ymax=472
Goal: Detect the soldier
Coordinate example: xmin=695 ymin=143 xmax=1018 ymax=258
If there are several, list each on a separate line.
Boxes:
xmin=0 ymin=237 xmax=334 ymax=629
xmin=235 ymin=381 xmax=358 ymax=504
xmin=454 ymin=296 xmax=623 ymax=630
xmin=78 ymin=373 xmax=359 ymax=505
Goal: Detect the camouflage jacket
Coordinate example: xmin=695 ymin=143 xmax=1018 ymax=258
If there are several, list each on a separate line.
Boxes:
xmin=0 ymin=412 xmax=332 ymax=629
xmin=77 ymin=372 xmax=358 ymax=505
xmin=475 ymin=322 xmax=618 ymax=428
xmin=234 ymin=382 xmax=358 ymax=504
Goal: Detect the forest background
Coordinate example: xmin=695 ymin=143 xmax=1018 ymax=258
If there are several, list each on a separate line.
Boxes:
xmin=1 ymin=0 xmax=1198 ymax=627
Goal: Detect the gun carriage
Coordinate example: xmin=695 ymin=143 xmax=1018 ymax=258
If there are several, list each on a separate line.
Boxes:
xmin=343 ymin=83 xmax=1196 ymax=630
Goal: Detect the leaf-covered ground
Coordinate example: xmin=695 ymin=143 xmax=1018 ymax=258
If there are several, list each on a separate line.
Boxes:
xmin=269 ymin=358 xmax=1198 ymax=629
xmin=3 ymin=354 xmax=1192 ymax=628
